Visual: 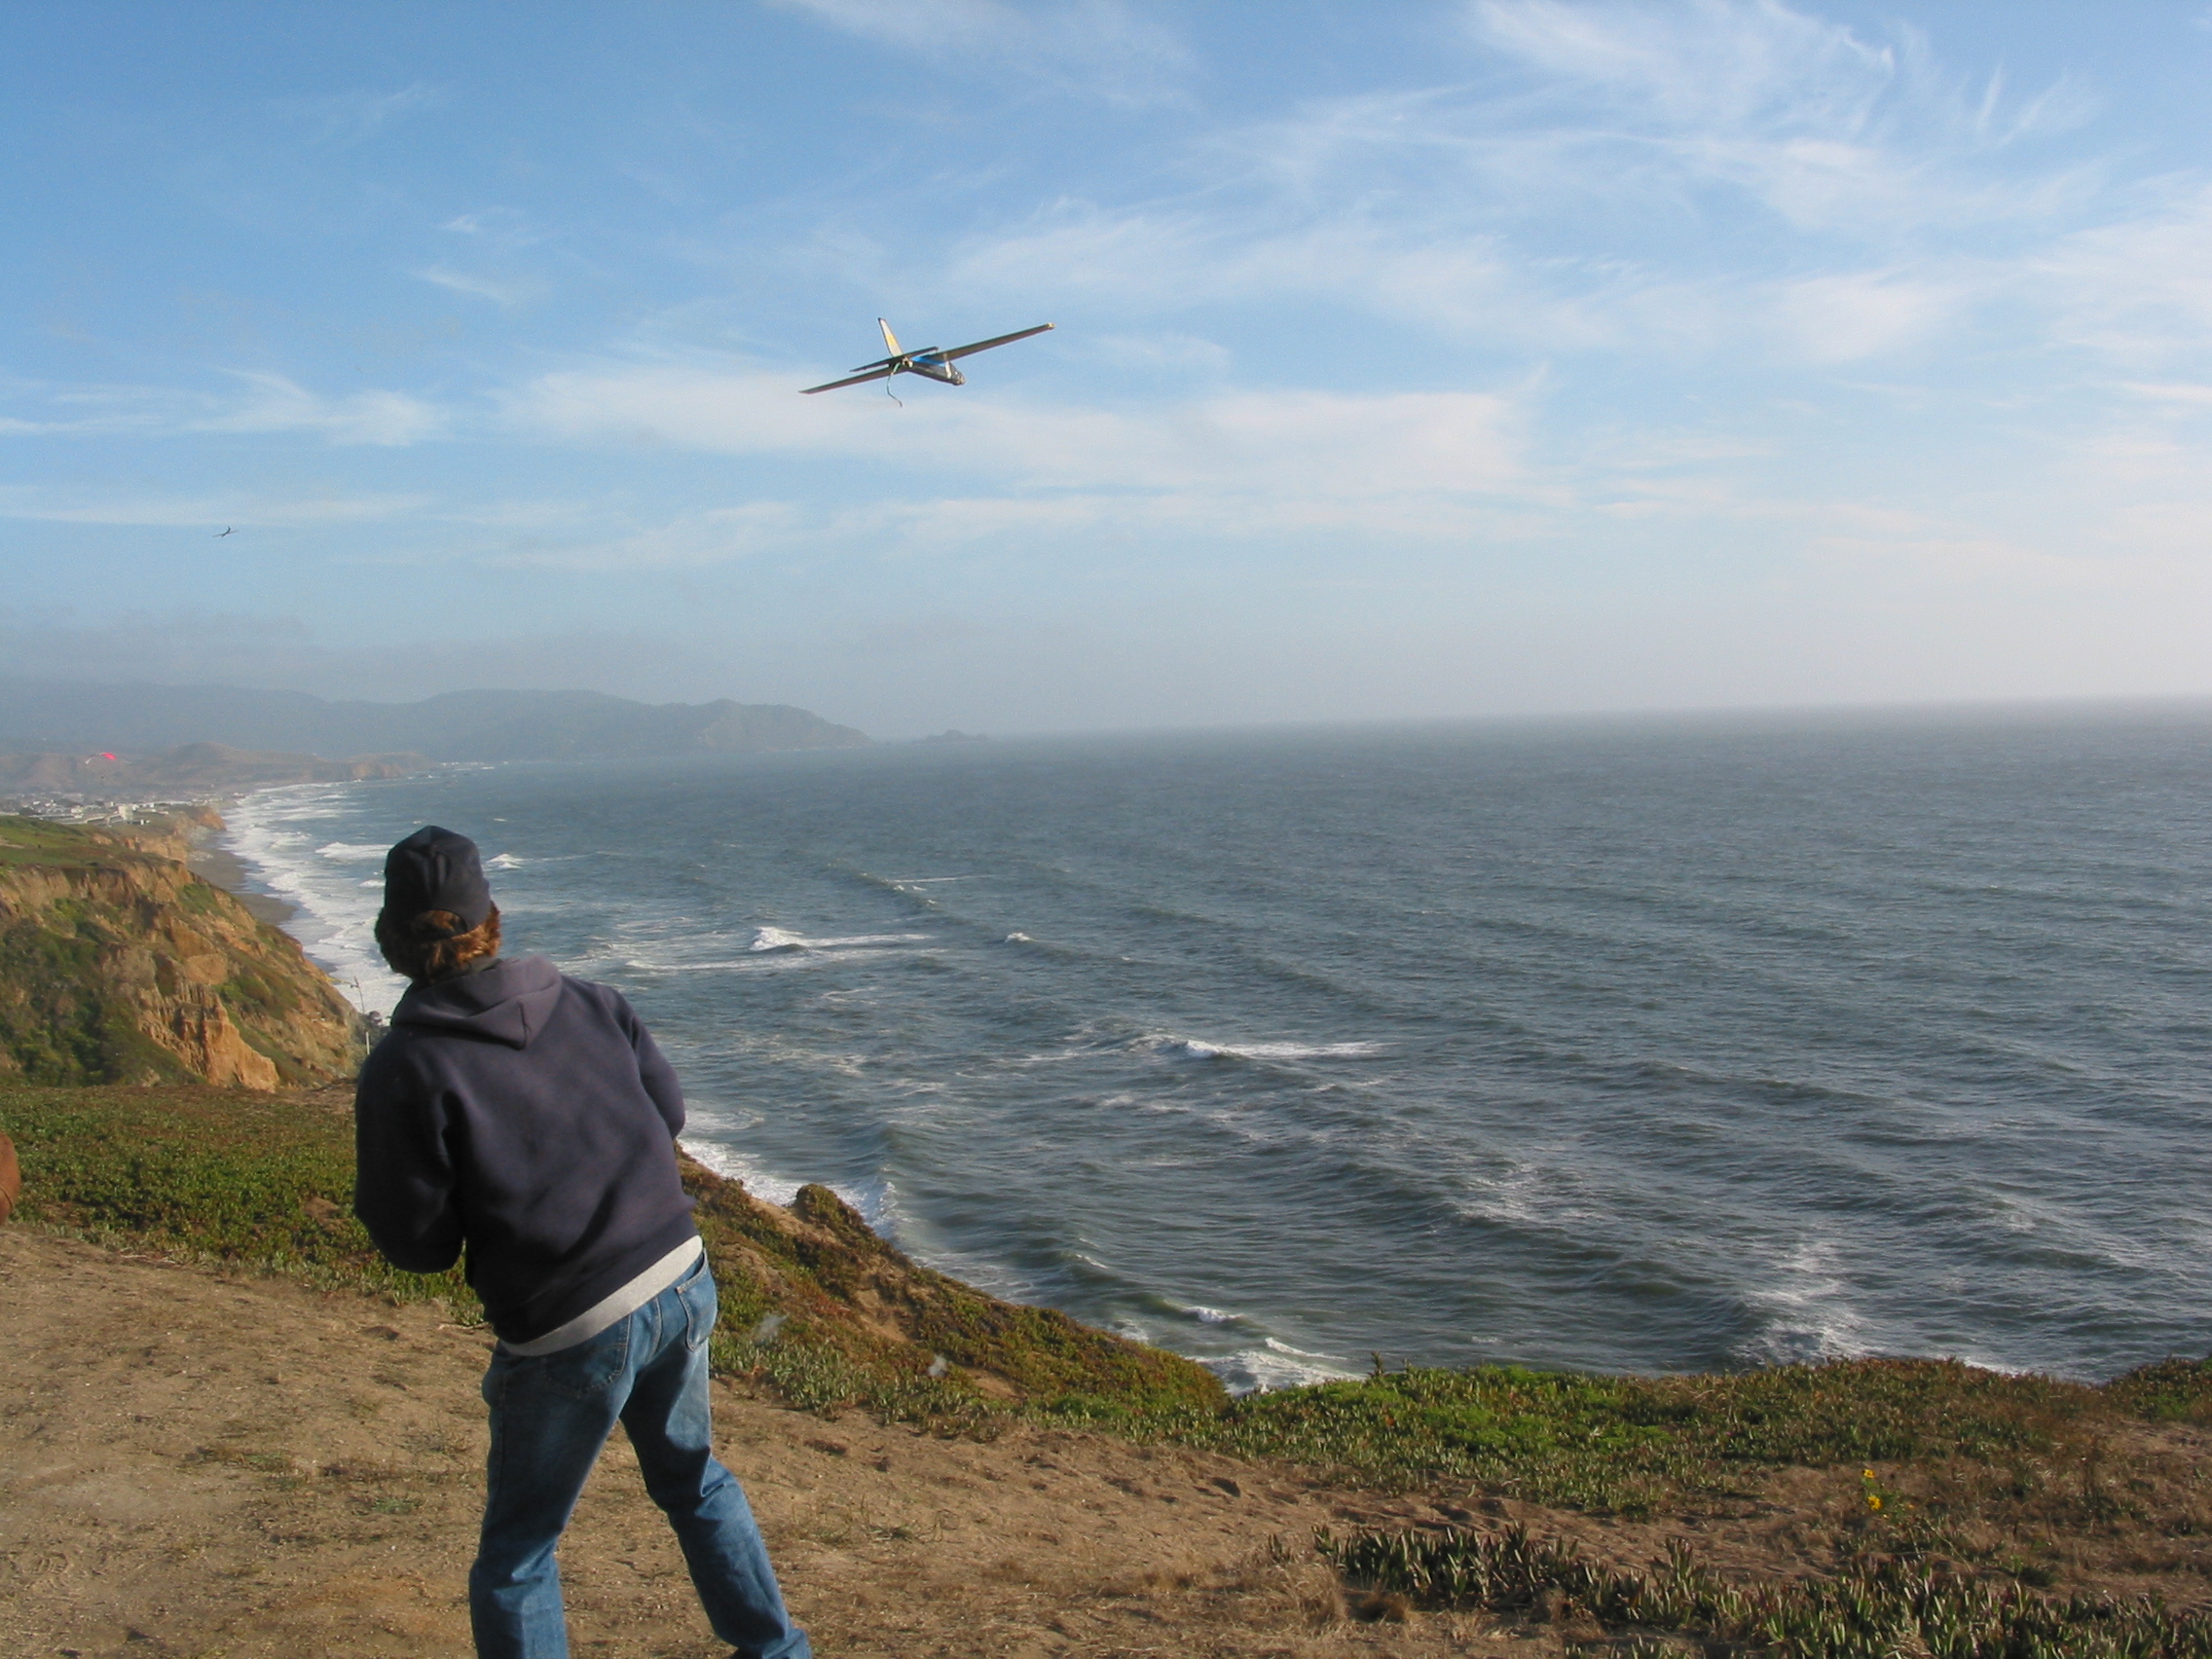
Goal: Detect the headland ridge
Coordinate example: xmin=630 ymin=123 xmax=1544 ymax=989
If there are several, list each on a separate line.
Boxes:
xmin=0 ymin=677 xmax=871 ymax=767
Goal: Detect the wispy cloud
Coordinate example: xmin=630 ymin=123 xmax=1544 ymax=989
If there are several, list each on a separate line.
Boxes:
xmin=925 ymin=0 xmax=2128 ymax=374
xmin=0 ymin=484 xmax=431 ymax=528
xmin=770 ymin=0 xmax=1190 ymax=104
xmin=505 ymin=357 xmax=1530 ymax=527
xmin=480 ymin=502 xmax=808 ymax=571
xmin=279 ymin=81 xmax=449 ymax=145
xmin=440 ymin=207 xmax=542 ymax=245
xmin=0 ymin=372 xmax=448 ymax=447
xmin=416 ymin=264 xmax=544 ymax=307
xmin=2032 ymin=183 xmax=2212 ymax=368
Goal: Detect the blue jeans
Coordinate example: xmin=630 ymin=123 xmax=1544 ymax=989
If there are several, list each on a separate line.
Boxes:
xmin=469 ymin=1254 xmax=809 ymax=1659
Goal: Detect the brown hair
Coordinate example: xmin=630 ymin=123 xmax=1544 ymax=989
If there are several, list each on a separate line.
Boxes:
xmin=376 ymin=903 xmax=502 ymax=985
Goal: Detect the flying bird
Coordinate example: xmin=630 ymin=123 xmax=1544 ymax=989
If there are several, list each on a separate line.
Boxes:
xmin=214 ymin=526 xmax=234 ymax=537
xmin=802 ymin=318 xmax=1052 ymax=402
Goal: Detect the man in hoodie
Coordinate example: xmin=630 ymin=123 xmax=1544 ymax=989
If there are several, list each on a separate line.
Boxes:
xmin=354 ymin=826 xmax=808 ymax=1659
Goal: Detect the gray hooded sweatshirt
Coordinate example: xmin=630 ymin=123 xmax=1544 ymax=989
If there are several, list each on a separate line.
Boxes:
xmin=353 ymin=955 xmax=698 ymax=1345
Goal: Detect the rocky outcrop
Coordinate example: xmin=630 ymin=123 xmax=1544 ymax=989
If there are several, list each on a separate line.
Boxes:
xmin=682 ymin=1155 xmax=1228 ymax=1409
xmin=0 ymin=815 xmax=364 ymax=1088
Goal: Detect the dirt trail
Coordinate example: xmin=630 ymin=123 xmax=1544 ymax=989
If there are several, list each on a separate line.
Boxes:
xmin=3 ymin=1231 xmax=1518 ymax=1658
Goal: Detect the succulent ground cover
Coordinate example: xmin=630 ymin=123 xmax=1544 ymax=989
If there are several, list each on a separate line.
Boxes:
xmin=1323 ymin=1522 xmax=2212 ymax=1657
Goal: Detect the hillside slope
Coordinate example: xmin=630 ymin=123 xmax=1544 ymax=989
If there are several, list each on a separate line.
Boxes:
xmin=0 ymin=816 xmax=363 ymax=1088
xmin=0 ymin=1081 xmax=1226 ymax=1413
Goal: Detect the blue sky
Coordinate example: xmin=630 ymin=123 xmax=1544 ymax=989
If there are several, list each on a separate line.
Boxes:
xmin=3 ymin=1 xmax=2209 ymax=736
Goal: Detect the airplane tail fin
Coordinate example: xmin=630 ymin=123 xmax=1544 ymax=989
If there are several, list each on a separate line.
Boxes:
xmin=878 ymin=317 xmax=903 ymax=356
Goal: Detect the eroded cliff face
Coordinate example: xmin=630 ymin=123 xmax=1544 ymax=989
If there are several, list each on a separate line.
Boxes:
xmin=0 ymin=815 xmax=364 ymax=1088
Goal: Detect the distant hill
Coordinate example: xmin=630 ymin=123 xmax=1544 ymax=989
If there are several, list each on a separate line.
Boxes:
xmin=0 ymin=682 xmax=871 ymax=763
xmin=0 ymin=743 xmax=425 ymax=796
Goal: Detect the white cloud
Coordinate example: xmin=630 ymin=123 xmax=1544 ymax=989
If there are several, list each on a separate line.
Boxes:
xmin=0 ymin=485 xmax=431 ymax=528
xmin=440 ymin=207 xmax=542 ymax=246
xmin=2032 ymin=184 xmax=2212 ymax=368
xmin=0 ymin=372 xmax=449 ymax=447
xmin=416 ymin=265 xmax=544 ymax=307
xmin=915 ymin=1 xmax=2130 ymax=374
xmin=194 ymin=374 xmax=449 ymax=446
xmin=505 ymin=358 xmax=1528 ymax=518
xmin=2118 ymin=383 xmax=2212 ymax=407
xmin=1769 ymin=269 xmax=1967 ymax=362
xmin=1469 ymin=0 xmax=1899 ymax=133
xmin=280 ymin=81 xmax=448 ymax=144
xmin=480 ymin=502 xmax=807 ymax=572
xmin=916 ymin=0 xmax=2194 ymax=387
xmin=1085 ymin=332 xmax=1234 ymax=372
xmin=770 ymin=0 xmax=1189 ymax=103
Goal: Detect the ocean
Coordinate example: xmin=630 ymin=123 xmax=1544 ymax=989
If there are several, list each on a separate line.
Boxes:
xmin=222 ymin=708 xmax=2212 ymax=1391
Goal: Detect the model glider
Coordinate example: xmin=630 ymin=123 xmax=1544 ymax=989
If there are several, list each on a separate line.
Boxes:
xmin=801 ymin=318 xmax=1052 ymax=400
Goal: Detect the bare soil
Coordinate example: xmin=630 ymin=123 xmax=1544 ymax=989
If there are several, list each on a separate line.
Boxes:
xmin=10 ymin=1229 xmax=2212 ymax=1659
xmin=3 ymin=1231 xmax=1489 ymax=1658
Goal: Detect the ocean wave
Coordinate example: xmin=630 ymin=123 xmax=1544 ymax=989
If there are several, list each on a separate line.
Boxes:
xmin=1133 ymin=1291 xmax=1256 ymax=1328
xmin=226 ymin=787 xmax=409 ymax=1014
xmin=1147 ymin=1033 xmax=1385 ymax=1062
xmin=1206 ymin=1344 xmax=1360 ymax=1394
xmin=1731 ymin=1237 xmax=1872 ymax=1368
xmin=484 ymin=852 xmax=526 ymax=870
xmin=749 ymin=926 xmax=930 ymax=953
xmin=676 ymin=1136 xmax=891 ymax=1232
xmin=315 ymin=840 xmax=388 ymax=862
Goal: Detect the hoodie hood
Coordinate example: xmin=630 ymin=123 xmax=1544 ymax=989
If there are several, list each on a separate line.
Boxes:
xmin=391 ymin=955 xmax=564 ymax=1050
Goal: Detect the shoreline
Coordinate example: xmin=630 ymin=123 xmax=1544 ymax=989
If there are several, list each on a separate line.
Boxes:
xmin=186 ymin=834 xmax=299 ymax=928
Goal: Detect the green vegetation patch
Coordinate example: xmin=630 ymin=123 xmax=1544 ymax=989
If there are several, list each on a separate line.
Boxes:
xmin=0 ymin=814 xmax=135 ymax=868
xmin=1322 ymin=1522 xmax=2212 ymax=1659
xmin=0 ymin=1083 xmax=472 ymax=1310
xmin=1016 ymin=1357 xmax=2131 ymax=1512
xmin=1 ymin=1081 xmax=1218 ymax=1418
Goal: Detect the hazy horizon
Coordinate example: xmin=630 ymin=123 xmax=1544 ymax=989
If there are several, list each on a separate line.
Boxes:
xmin=6 ymin=2 xmax=2210 ymax=735
xmin=8 ymin=670 xmax=2212 ymax=750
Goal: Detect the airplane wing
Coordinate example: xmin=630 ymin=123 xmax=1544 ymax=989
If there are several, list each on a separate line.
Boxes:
xmin=801 ymin=366 xmax=900 ymax=394
xmin=940 ymin=322 xmax=1054 ymax=362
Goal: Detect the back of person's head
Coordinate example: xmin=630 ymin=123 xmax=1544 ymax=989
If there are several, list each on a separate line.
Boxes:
xmin=377 ymin=825 xmax=502 ymax=984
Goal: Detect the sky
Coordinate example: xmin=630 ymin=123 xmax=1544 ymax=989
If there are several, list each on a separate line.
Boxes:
xmin=3 ymin=1 xmax=2210 ymax=737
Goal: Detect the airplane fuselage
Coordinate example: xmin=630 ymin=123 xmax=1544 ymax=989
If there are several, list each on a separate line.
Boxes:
xmin=898 ymin=354 xmax=964 ymax=385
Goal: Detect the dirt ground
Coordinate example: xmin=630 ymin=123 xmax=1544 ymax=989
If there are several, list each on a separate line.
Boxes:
xmin=2 ymin=1229 xmax=1523 ymax=1659
xmin=11 ymin=1230 xmax=2212 ymax=1659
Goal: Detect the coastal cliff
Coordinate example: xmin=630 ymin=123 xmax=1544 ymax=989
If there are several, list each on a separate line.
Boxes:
xmin=0 ymin=815 xmax=363 ymax=1088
